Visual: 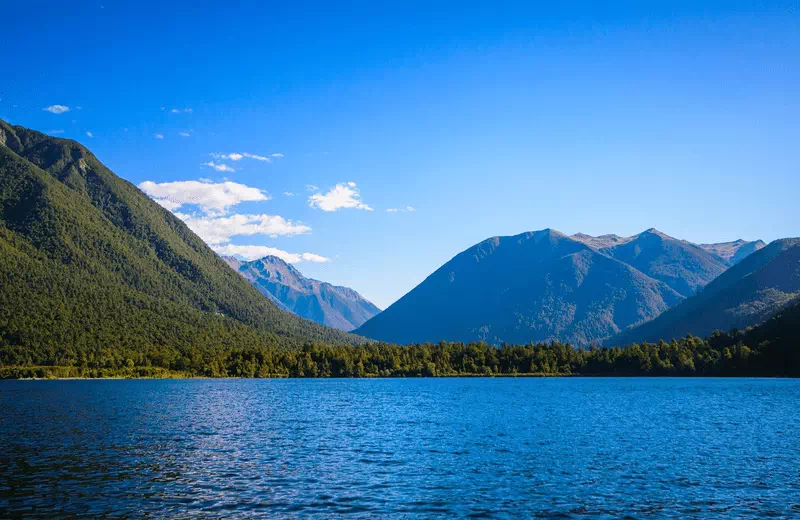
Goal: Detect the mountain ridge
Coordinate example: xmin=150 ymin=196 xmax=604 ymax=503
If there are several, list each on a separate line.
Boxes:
xmin=356 ymin=228 xmax=685 ymax=346
xmin=0 ymin=119 xmax=363 ymax=365
xmin=610 ymin=237 xmax=800 ymax=345
xmin=223 ymin=255 xmax=381 ymax=331
xmin=573 ymin=229 xmax=731 ymax=296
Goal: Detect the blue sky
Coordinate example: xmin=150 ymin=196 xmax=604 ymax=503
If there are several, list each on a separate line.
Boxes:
xmin=2 ymin=1 xmax=798 ymax=308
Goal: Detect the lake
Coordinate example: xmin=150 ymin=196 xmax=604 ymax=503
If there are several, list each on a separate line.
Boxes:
xmin=1 ymin=378 xmax=799 ymax=518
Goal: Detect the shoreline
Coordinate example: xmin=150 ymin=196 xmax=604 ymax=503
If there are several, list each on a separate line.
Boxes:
xmin=4 ymin=374 xmax=797 ymax=381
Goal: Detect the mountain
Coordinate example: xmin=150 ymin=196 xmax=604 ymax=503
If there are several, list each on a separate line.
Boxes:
xmin=0 ymin=120 xmax=362 ymax=366
xmin=699 ymin=239 xmax=767 ymax=265
xmin=611 ymin=238 xmax=800 ymax=345
xmin=572 ymin=229 xmax=729 ymax=297
xmin=355 ymin=229 xmax=684 ymax=346
xmin=222 ymin=255 xmax=380 ymax=331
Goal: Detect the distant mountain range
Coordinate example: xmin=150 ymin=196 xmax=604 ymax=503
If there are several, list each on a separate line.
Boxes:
xmin=698 ymin=239 xmax=766 ymax=265
xmin=613 ymin=238 xmax=800 ymax=345
xmin=0 ymin=119 xmax=362 ymax=360
xmin=356 ymin=228 xmax=779 ymax=346
xmin=223 ymin=255 xmax=380 ymax=331
xmin=572 ymin=228 xmax=730 ymax=297
xmin=356 ymin=229 xmax=685 ymax=346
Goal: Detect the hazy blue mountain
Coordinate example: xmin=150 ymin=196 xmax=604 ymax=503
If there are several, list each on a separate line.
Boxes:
xmin=611 ymin=238 xmax=800 ymax=345
xmin=699 ymin=239 xmax=767 ymax=266
xmin=573 ymin=229 xmax=729 ymax=297
xmin=356 ymin=229 xmax=683 ymax=346
xmin=224 ymin=255 xmax=381 ymax=331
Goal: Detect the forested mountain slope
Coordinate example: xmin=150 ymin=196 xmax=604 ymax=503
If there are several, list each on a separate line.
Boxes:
xmin=0 ymin=120 xmax=362 ymax=367
xmin=611 ymin=238 xmax=800 ymax=345
xmin=356 ymin=229 xmax=684 ymax=346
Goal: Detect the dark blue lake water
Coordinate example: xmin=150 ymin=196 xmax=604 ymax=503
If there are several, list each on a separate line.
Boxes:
xmin=1 ymin=378 xmax=799 ymax=518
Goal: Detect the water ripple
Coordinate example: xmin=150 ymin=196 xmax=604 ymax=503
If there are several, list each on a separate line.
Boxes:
xmin=1 ymin=378 xmax=799 ymax=518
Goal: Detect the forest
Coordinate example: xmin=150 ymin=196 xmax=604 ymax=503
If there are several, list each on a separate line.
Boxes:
xmin=2 ymin=299 xmax=798 ymax=378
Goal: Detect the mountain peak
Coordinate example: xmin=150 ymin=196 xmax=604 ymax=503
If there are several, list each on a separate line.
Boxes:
xmin=356 ymin=229 xmax=684 ymax=346
xmin=532 ymin=228 xmax=567 ymax=243
xmin=639 ymin=228 xmax=671 ymax=239
xmin=570 ymin=232 xmax=634 ymax=250
xmin=698 ymin=239 xmax=768 ymax=266
xmin=223 ymin=254 xmax=380 ymax=331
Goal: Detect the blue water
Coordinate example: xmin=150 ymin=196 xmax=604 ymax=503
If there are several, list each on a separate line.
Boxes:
xmin=1 ymin=378 xmax=799 ymax=518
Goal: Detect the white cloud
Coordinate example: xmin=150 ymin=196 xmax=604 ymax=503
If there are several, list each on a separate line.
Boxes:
xmin=243 ymin=152 xmax=270 ymax=161
xmin=212 ymin=244 xmax=328 ymax=263
xmin=212 ymin=152 xmax=272 ymax=163
xmin=154 ymin=133 xmax=164 ymax=140
xmin=283 ymin=191 xmax=294 ymax=197
xmin=203 ymin=161 xmax=236 ymax=173
xmin=387 ymin=205 xmax=416 ymax=213
xmin=43 ymin=105 xmax=70 ymax=114
xmin=47 ymin=129 xmax=65 ymax=135
xmin=86 ymin=131 xmax=93 ymax=138
xmin=169 ymin=108 xmax=193 ymax=114
xmin=174 ymin=212 xmax=310 ymax=243
xmin=305 ymin=184 xmax=318 ymax=192
xmin=308 ymin=182 xmax=373 ymax=212
xmin=179 ymin=131 xmax=191 ymax=137
xmin=270 ymin=153 xmax=284 ymax=158
xmin=138 ymin=179 xmax=268 ymax=215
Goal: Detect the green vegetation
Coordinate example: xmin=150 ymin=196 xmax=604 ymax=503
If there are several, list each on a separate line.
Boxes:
xmin=613 ymin=237 xmax=800 ymax=345
xmin=0 ymin=120 xmax=363 ymax=358
xmin=3 ymin=300 xmax=798 ymax=378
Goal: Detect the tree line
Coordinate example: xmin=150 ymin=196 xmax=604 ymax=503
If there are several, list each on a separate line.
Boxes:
xmin=2 ymin=319 xmax=797 ymax=379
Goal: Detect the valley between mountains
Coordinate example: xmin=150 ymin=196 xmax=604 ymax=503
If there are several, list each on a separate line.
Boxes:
xmin=1 ymin=119 xmax=798 ymax=378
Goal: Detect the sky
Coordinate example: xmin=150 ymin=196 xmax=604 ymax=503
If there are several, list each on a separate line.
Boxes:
xmin=2 ymin=1 xmax=798 ymax=308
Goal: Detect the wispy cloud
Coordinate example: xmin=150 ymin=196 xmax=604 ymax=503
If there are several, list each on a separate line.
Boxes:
xmin=211 ymin=152 xmax=277 ymax=163
xmin=270 ymin=153 xmax=284 ymax=158
xmin=174 ymin=212 xmax=310 ymax=243
xmin=203 ymin=161 xmax=236 ymax=173
xmin=244 ymin=152 xmax=271 ymax=161
xmin=47 ymin=129 xmax=65 ymax=135
xmin=164 ymin=107 xmax=193 ymax=114
xmin=387 ymin=206 xmax=416 ymax=213
xmin=212 ymin=153 xmax=244 ymax=161
xmin=154 ymin=133 xmax=164 ymax=140
xmin=86 ymin=131 xmax=93 ymax=138
xmin=308 ymin=181 xmax=373 ymax=212
xmin=283 ymin=192 xmax=295 ymax=197
xmin=43 ymin=105 xmax=70 ymax=114
xmin=179 ymin=131 xmax=191 ymax=137
xmin=138 ymin=179 xmax=268 ymax=215
xmin=212 ymin=244 xmax=328 ymax=263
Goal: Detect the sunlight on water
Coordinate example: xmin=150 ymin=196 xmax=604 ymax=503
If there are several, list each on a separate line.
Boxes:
xmin=1 ymin=378 xmax=799 ymax=518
